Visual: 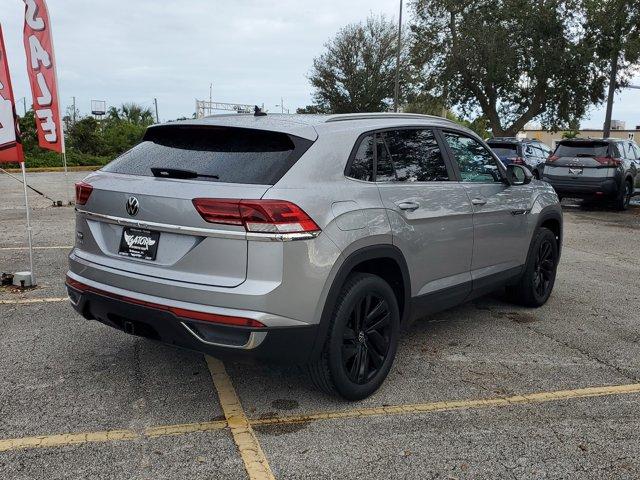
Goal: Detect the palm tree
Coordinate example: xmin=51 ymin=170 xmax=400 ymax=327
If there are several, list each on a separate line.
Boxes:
xmin=107 ymin=103 xmax=155 ymax=126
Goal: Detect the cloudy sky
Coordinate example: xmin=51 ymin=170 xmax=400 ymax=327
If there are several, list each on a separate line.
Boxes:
xmin=1 ymin=0 xmax=638 ymax=129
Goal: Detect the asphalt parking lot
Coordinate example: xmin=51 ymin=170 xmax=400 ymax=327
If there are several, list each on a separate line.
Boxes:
xmin=1 ymin=171 xmax=640 ymax=479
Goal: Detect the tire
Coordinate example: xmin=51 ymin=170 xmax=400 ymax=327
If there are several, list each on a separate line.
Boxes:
xmin=615 ymin=180 xmax=632 ymax=211
xmin=507 ymin=227 xmax=558 ymax=307
xmin=307 ymin=273 xmax=400 ymax=400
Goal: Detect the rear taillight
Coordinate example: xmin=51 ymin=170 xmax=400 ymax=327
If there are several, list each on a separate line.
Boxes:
xmin=75 ymin=182 xmax=93 ymax=205
xmin=594 ymin=157 xmax=621 ymax=167
xmin=508 ymin=157 xmax=526 ymax=165
xmin=547 ymin=155 xmax=559 ymax=163
xmin=193 ymin=199 xmax=321 ymax=235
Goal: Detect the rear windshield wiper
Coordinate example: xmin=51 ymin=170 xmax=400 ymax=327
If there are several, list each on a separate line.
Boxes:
xmin=150 ymin=167 xmax=219 ymax=180
xmin=576 ymin=153 xmax=596 ymax=157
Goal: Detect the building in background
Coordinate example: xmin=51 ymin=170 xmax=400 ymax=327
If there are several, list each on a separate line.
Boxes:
xmin=520 ymin=121 xmax=639 ymax=148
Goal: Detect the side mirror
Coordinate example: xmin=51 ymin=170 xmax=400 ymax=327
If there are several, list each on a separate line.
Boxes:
xmin=506 ymin=164 xmax=532 ymax=186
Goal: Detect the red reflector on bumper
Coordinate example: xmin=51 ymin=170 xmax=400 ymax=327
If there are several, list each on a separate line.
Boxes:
xmin=65 ymin=276 xmax=266 ymax=328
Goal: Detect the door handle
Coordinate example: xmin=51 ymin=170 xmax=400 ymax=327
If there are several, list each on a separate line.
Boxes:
xmin=397 ymin=201 xmax=420 ymax=212
xmin=471 ymin=198 xmax=487 ymax=206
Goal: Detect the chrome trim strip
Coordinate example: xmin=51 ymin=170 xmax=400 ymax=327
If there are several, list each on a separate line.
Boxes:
xmin=180 ymin=322 xmax=268 ymax=350
xmin=76 ymin=209 xmax=320 ymax=242
xmin=77 ymin=209 xmax=245 ymax=239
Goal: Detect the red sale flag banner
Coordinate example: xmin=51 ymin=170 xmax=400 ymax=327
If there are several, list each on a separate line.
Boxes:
xmin=0 ymin=24 xmax=24 ymax=164
xmin=22 ymin=0 xmax=64 ymax=153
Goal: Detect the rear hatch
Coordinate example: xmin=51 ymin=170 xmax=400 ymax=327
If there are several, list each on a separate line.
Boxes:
xmin=74 ymin=124 xmax=314 ymax=288
xmin=488 ymin=142 xmax=520 ymax=166
xmin=545 ymin=140 xmax=617 ymax=179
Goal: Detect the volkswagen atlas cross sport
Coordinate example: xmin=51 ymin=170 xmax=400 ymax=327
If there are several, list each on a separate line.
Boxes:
xmin=66 ymin=112 xmax=563 ymax=400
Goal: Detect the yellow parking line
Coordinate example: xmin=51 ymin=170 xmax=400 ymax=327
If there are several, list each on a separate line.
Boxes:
xmin=0 ymin=421 xmax=227 ymax=453
xmin=251 ymin=383 xmax=640 ymax=427
xmin=0 ymin=297 xmax=68 ymax=305
xmin=1 ymin=382 xmax=639 ymax=455
xmin=206 ymin=356 xmax=275 ymax=480
xmin=0 ymin=246 xmax=73 ymax=251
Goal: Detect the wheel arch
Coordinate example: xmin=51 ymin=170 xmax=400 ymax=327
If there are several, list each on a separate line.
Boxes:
xmin=309 ymin=244 xmax=411 ymax=361
xmin=535 ymin=207 xmax=563 ymax=259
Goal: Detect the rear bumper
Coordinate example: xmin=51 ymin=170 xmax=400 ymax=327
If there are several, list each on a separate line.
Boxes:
xmin=543 ymin=175 xmax=619 ymax=198
xmin=66 ymin=275 xmax=319 ymax=364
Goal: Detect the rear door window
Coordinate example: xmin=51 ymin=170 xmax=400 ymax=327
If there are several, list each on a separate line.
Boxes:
xmin=375 ymin=135 xmax=396 ymax=182
xmin=555 ymin=141 xmax=609 ymax=158
xmin=102 ymin=125 xmax=313 ymax=185
xmin=379 ymin=129 xmax=449 ymax=182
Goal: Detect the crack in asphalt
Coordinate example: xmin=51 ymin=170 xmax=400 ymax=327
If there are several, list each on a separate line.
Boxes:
xmin=521 ymin=323 xmax=640 ymax=384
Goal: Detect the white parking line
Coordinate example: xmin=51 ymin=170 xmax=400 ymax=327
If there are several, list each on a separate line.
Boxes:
xmin=0 ymin=297 xmax=68 ymax=305
xmin=0 ymin=246 xmax=72 ymax=251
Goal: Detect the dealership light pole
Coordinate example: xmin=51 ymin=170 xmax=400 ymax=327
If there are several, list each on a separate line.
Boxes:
xmin=393 ymin=0 xmax=403 ymax=112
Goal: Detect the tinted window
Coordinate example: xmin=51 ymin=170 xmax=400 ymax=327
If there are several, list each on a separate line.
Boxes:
xmin=444 ymin=132 xmax=502 ymax=183
xmin=348 ymin=135 xmax=374 ymax=181
xmin=554 ymin=141 xmax=609 ymax=158
xmin=488 ymin=143 xmax=518 ymax=159
xmin=102 ymin=126 xmax=311 ymax=185
xmin=375 ymin=135 xmax=396 ymax=182
xmin=380 ymin=129 xmax=449 ymax=182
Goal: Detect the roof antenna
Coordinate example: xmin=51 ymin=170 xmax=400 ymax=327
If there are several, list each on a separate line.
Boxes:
xmin=254 ymin=105 xmax=267 ymax=117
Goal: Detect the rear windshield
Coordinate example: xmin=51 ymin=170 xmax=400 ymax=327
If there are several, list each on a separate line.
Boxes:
xmin=554 ymin=141 xmax=609 ymax=158
xmin=102 ymin=125 xmax=313 ymax=185
xmin=488 ymin=143 xmax=518 ymax=158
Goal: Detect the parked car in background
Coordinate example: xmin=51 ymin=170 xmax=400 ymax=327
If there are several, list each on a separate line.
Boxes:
xmin=543 ymin=138 xmax=639 ymax=210
xmin=66 ymin=113 xmax=562 ymax=400
xmin=487 ymin=137 xmax=552 ymax=179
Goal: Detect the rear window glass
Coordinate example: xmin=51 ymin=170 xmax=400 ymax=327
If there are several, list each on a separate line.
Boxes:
xmin=488 ymin=143 xmax=518 ymax=158
xmin=102 ymin=126 xmax=312 ymax=185
xmin=554 ymin=141 xmax=609 ymax=158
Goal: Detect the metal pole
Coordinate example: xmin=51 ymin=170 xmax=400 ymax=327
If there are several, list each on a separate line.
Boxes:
xmin=72 ymin=96 xmax=76 ymax=124
xmin=394 ymin=0 xmax=403 ymax=112
xmin=20 ymin=162 xmax=36 ymax=286
xmin=154 ymin=98 xmax=160 ymax=123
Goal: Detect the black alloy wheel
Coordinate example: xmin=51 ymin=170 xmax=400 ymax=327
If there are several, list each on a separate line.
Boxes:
xmin=533 ymin=238 xmax=555 ymax=299
xmin=307 ymin=273 xmax=400 ymax=400
xmin=341 ymin=292 xmax=392 ymax=385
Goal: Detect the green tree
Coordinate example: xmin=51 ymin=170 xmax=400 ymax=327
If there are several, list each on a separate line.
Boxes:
xmin=296 ymin=104 xmax=329 ymax=114
xmin=67 ymin=117 xmax=104 ymax=155
xmin=106 ymin=102 xmax=155 ymax=126
xmin=18 ymin=110 xmax=38 ymax=154
xmin=308 ymin=15 xmax=411 ymax=113
xmin=410 ymin=0 xmax=607 ymax=136
xmin=585 ymin=0 xmax=640 ymax=136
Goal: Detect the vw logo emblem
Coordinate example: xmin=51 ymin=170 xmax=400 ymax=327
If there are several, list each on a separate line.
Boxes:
xmin=126 ymin=196 xmax=139 ymax=216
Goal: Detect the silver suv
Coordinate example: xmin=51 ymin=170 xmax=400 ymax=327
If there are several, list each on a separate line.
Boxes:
xmin=66 ymin=113 xmax=562 ymax=400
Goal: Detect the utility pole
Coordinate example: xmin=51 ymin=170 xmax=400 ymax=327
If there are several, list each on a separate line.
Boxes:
xmin=393 ymin=0 xmax=403 ymax=113
xmin=154 ymin=98 xmax=160 ymax=123
xmin=276 ymin=97 xmax=288 ymax=114
xmin=602 ymin=55 xmax=618 ymax=138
